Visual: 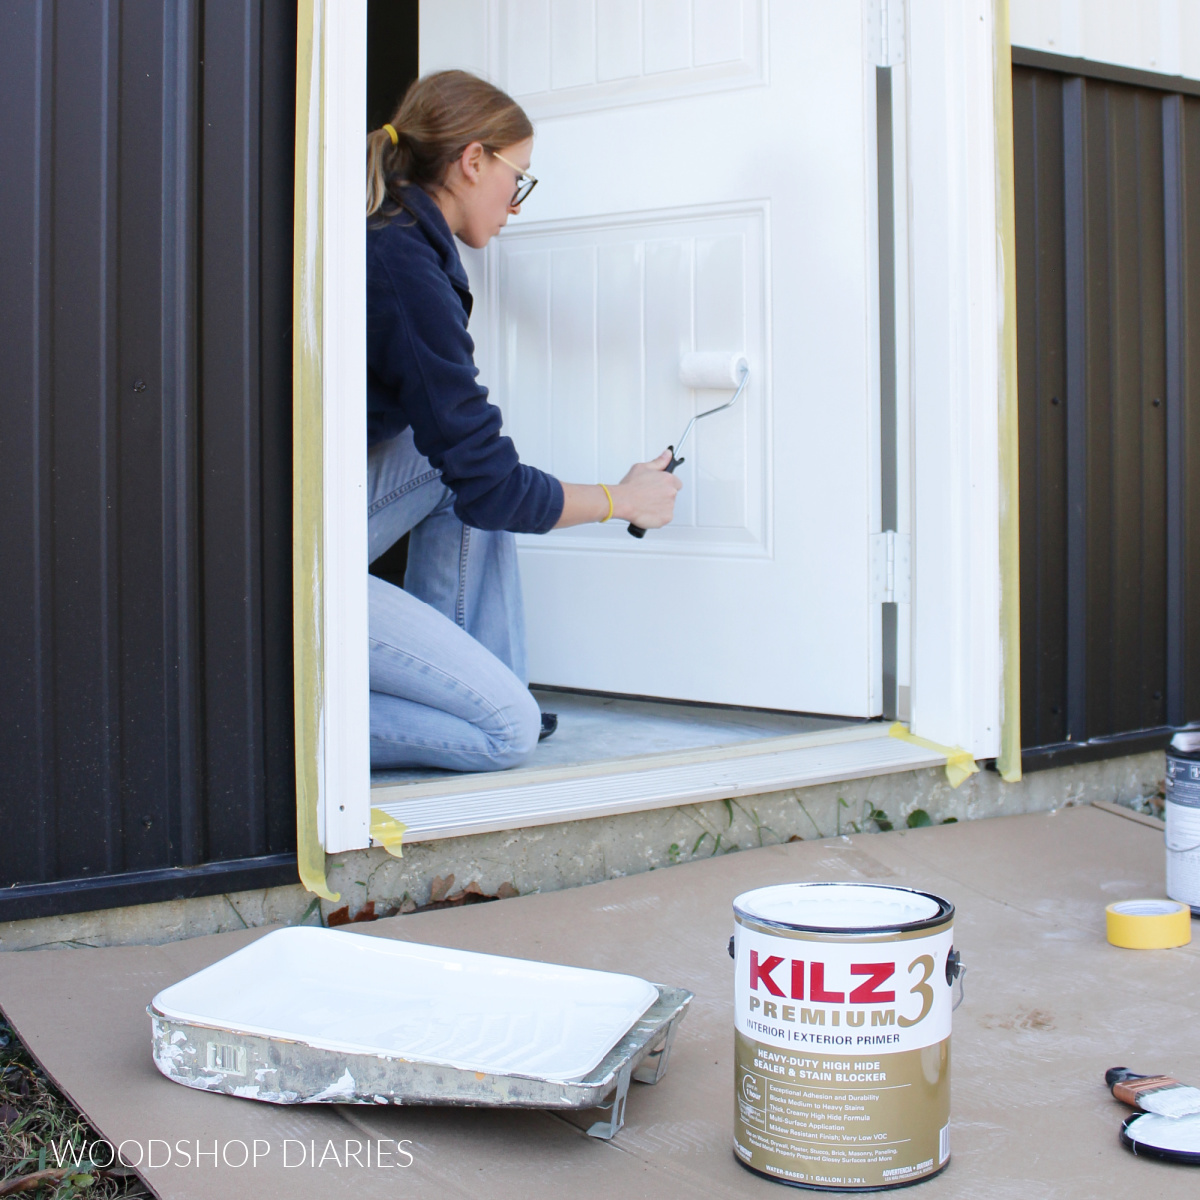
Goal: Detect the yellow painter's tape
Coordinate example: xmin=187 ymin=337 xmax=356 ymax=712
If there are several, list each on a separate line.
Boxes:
xmin=1106 ymin=900 xmax=1192 ymax=949
xmin=888 ymin=723 xmax=980 ymax=789
xmin=370 ymin=808 xmax=407 ymax=859
xmin=291 ymin=0 xmax=337 ymax=905
xmin=993 ymin=0 xmax=1023 ymax=785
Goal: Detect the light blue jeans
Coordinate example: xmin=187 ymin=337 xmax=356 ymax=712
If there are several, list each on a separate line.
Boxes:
xmin=367 ymin=429 xmax=540 ymax=771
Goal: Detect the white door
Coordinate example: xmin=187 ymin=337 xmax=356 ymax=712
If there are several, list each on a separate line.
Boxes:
xmin=421 ymin=1 xmax=880 ymax=715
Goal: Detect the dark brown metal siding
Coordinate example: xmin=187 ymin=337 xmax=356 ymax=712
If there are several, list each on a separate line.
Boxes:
xmin=0 ymin=0 xmax=296 ymax=914
xmin=1015 ymin=67 xmax=1069 ymax=751
xmin=1014 ymin=61 xmax=1200 ymax=764
xmin=1176 ymin=97 xmax=1200 ymax=721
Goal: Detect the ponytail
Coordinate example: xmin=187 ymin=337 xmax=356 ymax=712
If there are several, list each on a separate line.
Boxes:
xmin=366 ymin=126 xmax=403 ymax=216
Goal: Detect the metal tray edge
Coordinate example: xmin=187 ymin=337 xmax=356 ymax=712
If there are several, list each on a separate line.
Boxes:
xmin=149 ymin=984 xmax=692 ymax=1111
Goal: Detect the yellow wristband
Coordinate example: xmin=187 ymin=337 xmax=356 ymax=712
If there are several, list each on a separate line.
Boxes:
xmin=598 ymin=483 xmax=614 ymax=523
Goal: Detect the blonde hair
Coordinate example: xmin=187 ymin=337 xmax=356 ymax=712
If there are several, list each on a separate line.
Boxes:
xmin=367 ymin=70 xmax=533 ymax=218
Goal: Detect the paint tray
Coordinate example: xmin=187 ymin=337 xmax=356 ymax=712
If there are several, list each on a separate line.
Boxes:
xmin=149 ymin=927 xmax=691 ymax=1138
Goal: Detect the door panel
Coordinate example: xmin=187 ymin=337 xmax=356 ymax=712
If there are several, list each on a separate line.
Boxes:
xmin=499 ymin=0 xmax=764 ymax=113
xmin=500 ymin=206 xmax=767 ymax=551
xmin=422 ymin=1 xmax=878 ymax=714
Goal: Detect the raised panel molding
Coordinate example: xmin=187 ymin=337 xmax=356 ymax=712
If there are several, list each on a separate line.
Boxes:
xmin=491 ymin=202 xmax=770 ymax=556
xmin=495 ymin=0 xmax=766 ymax=117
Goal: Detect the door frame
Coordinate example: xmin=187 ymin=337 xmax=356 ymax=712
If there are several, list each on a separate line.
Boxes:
xmin=292 ymin=0 xmax=1016 ymax=867
xmin=293 ymin=0 xmax=370 ymax=874
xmin=905 ymin=0 xmax=1011 ymax=764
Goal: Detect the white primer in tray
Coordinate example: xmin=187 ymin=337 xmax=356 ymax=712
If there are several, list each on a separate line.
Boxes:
xmin=151 ymin=927 xmax=660 ymax=1083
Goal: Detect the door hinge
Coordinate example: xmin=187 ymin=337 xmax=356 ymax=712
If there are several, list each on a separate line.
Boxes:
xmin=870 ymin=531 xmax=910 ymax=604
xmin=870 ymin=0 xmax=906 ymax=67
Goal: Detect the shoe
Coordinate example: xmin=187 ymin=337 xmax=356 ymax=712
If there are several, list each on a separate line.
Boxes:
xmin=539 ymin=712 xmax=558 ymax=742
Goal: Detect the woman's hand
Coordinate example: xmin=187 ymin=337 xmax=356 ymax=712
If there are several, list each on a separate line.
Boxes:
xmin=612 ymin=449 xmax=682 ymax=529
xmin=553 ymin=449 xmax=683 ymax=530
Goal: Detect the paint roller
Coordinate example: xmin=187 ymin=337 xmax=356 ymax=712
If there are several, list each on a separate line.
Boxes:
xmin=627 ymin=351 xmax=750 ymax=538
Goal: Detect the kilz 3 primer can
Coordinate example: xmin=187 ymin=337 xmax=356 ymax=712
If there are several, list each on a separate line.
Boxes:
xmin=732 ymin=883 xmax=958 ymax=1190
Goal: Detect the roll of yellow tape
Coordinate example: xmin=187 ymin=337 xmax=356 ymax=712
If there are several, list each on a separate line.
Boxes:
xmin=1106 ymin=899 xmax=1192 ymax=949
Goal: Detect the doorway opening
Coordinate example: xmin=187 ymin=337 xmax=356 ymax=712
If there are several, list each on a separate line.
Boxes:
xmin=366 ymin=0 xmax=419 ymax=597
xmin=364 ymin=2 xmax=879 ymax=801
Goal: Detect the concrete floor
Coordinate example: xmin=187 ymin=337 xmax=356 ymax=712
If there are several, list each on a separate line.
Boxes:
xmin=370 ymin=689 xmax=854 ymax=785
xmin=3 ymin=805 xmax=1196 ymax=1198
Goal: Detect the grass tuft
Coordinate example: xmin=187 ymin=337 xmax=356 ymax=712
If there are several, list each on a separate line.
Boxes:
xmin=0 ymin=1012 xmax=151 ymax=1199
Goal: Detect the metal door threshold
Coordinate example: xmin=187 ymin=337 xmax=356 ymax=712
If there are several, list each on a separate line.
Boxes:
xmin=370 ymin=723 xmax=946 ymax=845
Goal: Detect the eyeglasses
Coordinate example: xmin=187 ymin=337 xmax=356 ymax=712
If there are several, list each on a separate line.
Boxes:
xmin=490 ymin=149 xmax=538 ymax=206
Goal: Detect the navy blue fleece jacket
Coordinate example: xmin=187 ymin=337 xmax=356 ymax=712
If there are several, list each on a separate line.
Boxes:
xmin=366 ymin=186 xmax=564 ymax=534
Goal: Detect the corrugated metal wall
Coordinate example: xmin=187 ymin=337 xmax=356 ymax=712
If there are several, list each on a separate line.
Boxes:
xmin=1014 ymin=60 xmax=1200 ymax=766
xmin=0 ymin=1 xmax=297 ymax=920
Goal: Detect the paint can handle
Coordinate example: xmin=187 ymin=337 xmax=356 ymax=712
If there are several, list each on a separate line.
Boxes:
xmin=947 ymin=948 xmax=967 ymax=1011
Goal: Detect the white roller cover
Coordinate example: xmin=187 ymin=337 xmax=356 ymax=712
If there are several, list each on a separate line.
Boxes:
xmin=678 ymin=351 xmax=748 ymax=389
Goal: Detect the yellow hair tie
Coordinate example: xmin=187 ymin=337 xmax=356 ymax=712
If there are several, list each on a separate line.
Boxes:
xmin=382 ymin=123 xmax=399 ymax=146
xmin=599 ymin=483 xmax=614 ymax=523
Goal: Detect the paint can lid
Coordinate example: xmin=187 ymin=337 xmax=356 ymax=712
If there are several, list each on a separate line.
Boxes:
xmin=1120 ymin=1111 xmax=1200 ymax=1165
xmin=733 ymin=882 xmax=953 ymax=935
xmin=1169 ymin=726 xmax=1200 ymax=758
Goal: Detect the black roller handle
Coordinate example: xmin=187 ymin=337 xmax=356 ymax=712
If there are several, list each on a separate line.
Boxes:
xmin=627 ymin=449 xmax=682 ymax=538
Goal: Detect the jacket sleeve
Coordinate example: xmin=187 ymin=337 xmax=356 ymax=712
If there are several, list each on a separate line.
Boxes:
xmin=367 ymin=240 xmax=564 ymax=534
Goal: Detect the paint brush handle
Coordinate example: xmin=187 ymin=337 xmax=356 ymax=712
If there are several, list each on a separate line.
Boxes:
xmin=627 ymin=452 xmax=681 ymax=538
